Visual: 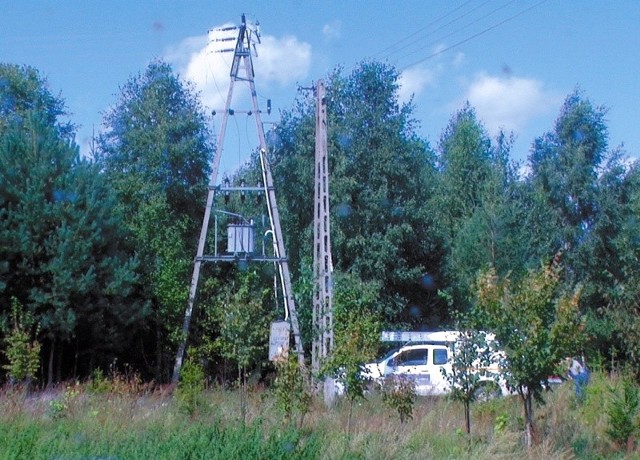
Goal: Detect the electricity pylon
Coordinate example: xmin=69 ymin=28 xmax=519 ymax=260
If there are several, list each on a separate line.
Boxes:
xmin=311 ymin=80 xmax=334 ymax=376
xmin=172 ymin=14 xmax=305 ymax=383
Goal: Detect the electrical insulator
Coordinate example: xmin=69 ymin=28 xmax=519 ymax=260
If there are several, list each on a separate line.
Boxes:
xmin=267 ymin=99 xmax=271 ymax=115
xmin=240 ymin=180 xmax=246 ymax=203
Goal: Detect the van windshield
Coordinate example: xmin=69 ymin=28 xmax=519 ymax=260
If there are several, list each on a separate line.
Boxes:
xmin=380 ymin=348 xmax=399 ymax=363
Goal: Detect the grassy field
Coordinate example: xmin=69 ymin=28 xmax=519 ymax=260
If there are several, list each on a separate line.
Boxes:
xmin=0 ymin=371 xmax=634 ymax=459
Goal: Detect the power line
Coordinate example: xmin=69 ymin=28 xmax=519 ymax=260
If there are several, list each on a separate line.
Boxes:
xmin=393 ymin=0 xmax=518 ymax=66
xmin=370 ymin=0 xmax=477 ymax=59
xmin=380 ymin=0 xmax=496 ymax=63
xmin=400 ymin=0 xmax=550 ymax=71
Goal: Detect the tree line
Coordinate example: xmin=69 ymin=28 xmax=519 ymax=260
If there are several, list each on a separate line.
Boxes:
xmin=1 ymin=60 xmax=639 ymax=386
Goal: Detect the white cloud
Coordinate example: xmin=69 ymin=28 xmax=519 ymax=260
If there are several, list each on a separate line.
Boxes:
xmin=257 ymin=35 xmax=311 ymax=85
xmin=163 ymin=34 xmax=210 ymax=73
xmin=164 ymin=26 xmax=311 ymax=109
xmin=462 ymin=73 xmax=560 ymax=136
xmin=397 ymin=45 xmax=462 ymax=104
xmin=398 ymin=65 xmax=436 ymax=103
xmin=323 ymin=20 xmax=342 ymax=40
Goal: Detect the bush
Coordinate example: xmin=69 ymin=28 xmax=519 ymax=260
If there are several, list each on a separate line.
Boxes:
xmin=381 ymin=374 xmax=416 ymax=423
xmin=3 ymin=298 xmax=40 ymax=386
xmin=273 ymin=354 xmax=310 ymax=427
xmin=177 ymin=358 xmax=206 ymax=417
xmin=606 ymin=377 xmax=639 ymax=452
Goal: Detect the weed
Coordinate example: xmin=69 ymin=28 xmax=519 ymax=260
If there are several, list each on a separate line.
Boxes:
xmin=0 ymin=372 xmax=625 ymax=459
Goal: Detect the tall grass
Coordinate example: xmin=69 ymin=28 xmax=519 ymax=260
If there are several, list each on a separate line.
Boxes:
xmin=0 ymin=371 xmax=633 ymax=459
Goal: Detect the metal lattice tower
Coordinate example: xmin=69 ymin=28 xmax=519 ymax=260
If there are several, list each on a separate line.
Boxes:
xmin=172 ymin=14 xmax=306 ymax=383
xmin=312 ymin=80 xmax=334 ymax=376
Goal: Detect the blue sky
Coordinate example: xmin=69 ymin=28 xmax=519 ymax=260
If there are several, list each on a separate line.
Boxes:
xmin=2 ymin=1 xmax=639 ymax=176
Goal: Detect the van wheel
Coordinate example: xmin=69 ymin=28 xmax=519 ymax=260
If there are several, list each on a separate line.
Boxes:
xmin=473 ymin=381 xmax=501 ymax=402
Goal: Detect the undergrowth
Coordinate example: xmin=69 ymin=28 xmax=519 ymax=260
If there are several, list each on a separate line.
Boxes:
xmin=0 ymin=370 xmax=636 ymax=459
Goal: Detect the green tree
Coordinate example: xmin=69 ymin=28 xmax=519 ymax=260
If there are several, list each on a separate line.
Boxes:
xmin=475 ymin=264 xmax=584 ymax=447
xmin=603 ymin=163 xmax=640 ymax=372
xmin=272 ymin=61 xmax=443 ymax=327
xmin=273 ymin=353 xmax=311 ymax=428
xmin=95 ymin=60 xmax=212 ymax=381
xmin=526 ymin=91 xmax=630 ymax=364
xmin=324 ymin=273 xmax=381 ymax=434
xmin=0 ymin=63 xmax=74 ymax=138
xmin=3 ymin=297 xmax=40 ymax=385
xmin=0 ymin=64 xmax=142 ymax=383
xmin=440 ymin=328 xmax=495 ymax=434
xmin=435 ymin=107 xmax=527 ymax=306
xmin=527 ymin=90 xmax=608 ymax=284
xmin=435 ymin=103 xmax=494 ymax=236
xmin=210 ymin=271 xmax=273 ymax=423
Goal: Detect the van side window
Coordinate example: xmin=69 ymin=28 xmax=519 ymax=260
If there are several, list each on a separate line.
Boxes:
xmin=396 ymin=349 xmax=428 ymax=366
xmin=433 ymin=348 xmax=448 ymax=365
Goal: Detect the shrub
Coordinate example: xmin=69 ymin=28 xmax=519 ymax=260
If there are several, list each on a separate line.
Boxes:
xmin=3 ymin=298 xmax=40 ymax=386
xmin=381 ymin=374 xmax=416 ymax=423
xmin=177 ymin=358 xmax=205 ymax=417
xmin=273 ymin=354 xmax=311 ymax=427
xmin=606 ymin=377 xmax=639 ymax=453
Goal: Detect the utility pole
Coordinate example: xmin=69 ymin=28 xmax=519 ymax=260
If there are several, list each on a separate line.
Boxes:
xmin=312 ymin=80 xmax=334 ymax=379
xmin=172 ymin=14 xmax=306 ymax=383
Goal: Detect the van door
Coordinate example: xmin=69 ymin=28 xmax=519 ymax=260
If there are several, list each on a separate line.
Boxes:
xmin=387 ymin=347 xmax=431 ymax=394
xmin=430 ymin=345 xmax=451 ymax=394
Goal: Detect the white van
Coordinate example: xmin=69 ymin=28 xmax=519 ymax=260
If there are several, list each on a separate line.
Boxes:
xmin=363 ymin=331 xmax=508 ymax=398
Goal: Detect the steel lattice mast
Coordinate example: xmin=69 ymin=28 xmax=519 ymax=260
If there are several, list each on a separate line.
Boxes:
xmin=172 ymin=14 xmax=306 ymax=383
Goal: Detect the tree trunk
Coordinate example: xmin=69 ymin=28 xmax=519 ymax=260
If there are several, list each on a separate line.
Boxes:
xmin=464 ymin=400 xmax=471 ymax=434
xmin=522 ymin=390 xmax=538 ymax=447
xmin=239 ymin=363 xmax=247 ymax=424
xmin=55 ymin=343 xmax=62 ymax=383
xmin=347 ymin=399 xmax=352 ymax=436
xmin=155 ymin=310 xmax=162 ymax=382
xmin=47 ymin=340 xmax=55 ymax=387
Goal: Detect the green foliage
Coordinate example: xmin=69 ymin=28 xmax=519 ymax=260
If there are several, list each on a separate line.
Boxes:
xmin=95 ymin=60 xmax=212 ymax=380
xmin=0 ymin=63 xmax=74 ymax=138
xmin=606 ymin=377 xmax=639 ymax=451
xmin=475 ymin=264 xmax=584 ymax=446
xmin=0 ymin=64 xmax=142 ymax=383
xmin=210 ymin=271 xmax=272 ymax=372
xmin=325 ymin=273 xmax=382 ymax=403
xmin=435 ymin=103 xmax=494 ymax=235
xmin=434 ymin=106 xmax=527 ymax=308
xmin=2 ymin=297 xmax=40 ymax=383
xmin=273 ymin=61 xmax=443 ymax=326
xmin=177 ymin=358 xmax=206 ymax=417
xmin=601 ymin=165 xmax=640 ymax=375
xmin=527 ymin=90 xmax=614 ymax=334
xmin=206 ymin=270 xmax=273 ymax=421
xmin=0 ymin=414 xmax=321 ymax=459
xmin=529 ymin=90 xmax=608 ymax=247
xmin=0 ymin=374 xmax=632 ymax=459
xmin=380 ymin=374 xmax=416 ymax=423
xmin=47 ymin=384 xmax=81 ymax=419
xmin=86 ymin=368 xmax=110 ymax=394
xmin=86 ymin=364 xmax=146 ymax=396
xmin=273 ymin=353 xmax=311 ymax=426
xmin=440 ymin=328 xmax=494 ymax=434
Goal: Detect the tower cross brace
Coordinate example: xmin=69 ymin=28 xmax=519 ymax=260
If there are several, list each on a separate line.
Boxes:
xmin=172 ymin=14 xmax=306 ymax=383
